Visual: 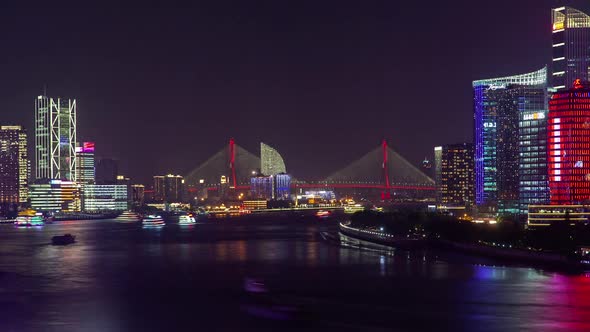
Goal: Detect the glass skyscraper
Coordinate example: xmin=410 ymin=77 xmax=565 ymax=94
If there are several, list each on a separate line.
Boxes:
xmin=473 ymin=67 xmax=548 ymax=215
xmin=551 ymin=6 xmax=590 ymax=91
xmin=35 ymin=96 xmax=77 ymax=181
xmin=548 ymin=80 xmax=590 ymax=205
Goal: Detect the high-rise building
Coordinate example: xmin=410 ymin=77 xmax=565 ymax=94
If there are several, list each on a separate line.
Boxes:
xmin=153 ymin=175 xmax=184 ymax=203
xmin=433 ymin=144 xmax=474 ymax=208
xmin=0 ymin=126 xmax=29 ymax=205
xmin=75 ymin=142 xmax=95 ymax=184
xmin=131 ymin=184 xmax=145 ymax=207
xmin=95 ymin=158 xmax=119 ymax=184
xmin=473 ymin=67 xmax=548 ymax=215
xmin=434 ymin=146 xmax=443 ymax=203
xmin=273 ymin=173 xmax=291 ymax=200
xmin=551 ymin=7 xmax=590 ymax=91
xmin=29 ymin=180 xmax=80 ymax=212
xmin=250 ymin=175 xmax=273 ymax=200
xmin=35 ymin=96 xmax=77 ymax=181
xmin=260 ymin=142 xmax=286 ymax=176
xmin=116 ymin=175 xmax=133 ymax=206
xmin=548 ymin=79 xmax=590 ymax=205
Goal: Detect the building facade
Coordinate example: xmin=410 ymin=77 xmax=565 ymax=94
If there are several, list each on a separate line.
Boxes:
xmin=0 ymin=126 xmax=28 ymax=205
xmin=551 ymin=7 xmax=590 ymax=91
xmin=29 ymin=180 xmax=80 ymax=212
xmin=433 ymin=144 xmax=474 ymax=208
xmin=35 ymin=96 xmax=77 ymax=181
xmin=75 ymin=142 xmax=95 ymax=184
xmin=153 ymin=175 xmax=184 ymax=203
xmin=131 ymin=184 xmax=145 ymax=207
xmin=250 ymin=175 xmax=273 ymax=200
xmin=260 ymin=142 xmax=286 ymax=176
xmin=473 ymin=67 xmax=548 ymax=215
xmin=82 ymin=184 xmax=128 ymax=211
xmin=548 ymin=80 xmax=590 ymax=205
xmin=273 ymin=173 xmax=291 ymax=200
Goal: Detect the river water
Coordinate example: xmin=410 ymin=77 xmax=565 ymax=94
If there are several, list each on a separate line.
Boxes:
xmin=0 ymin=217 xmax=589 ymax=331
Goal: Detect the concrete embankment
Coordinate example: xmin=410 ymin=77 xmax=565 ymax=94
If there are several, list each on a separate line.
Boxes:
xmin=338 ymin=223 xmax=583 ymax=270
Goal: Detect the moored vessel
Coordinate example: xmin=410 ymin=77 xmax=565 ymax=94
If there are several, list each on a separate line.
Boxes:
xmin=14 ymin=209 xmax=44 ymax=227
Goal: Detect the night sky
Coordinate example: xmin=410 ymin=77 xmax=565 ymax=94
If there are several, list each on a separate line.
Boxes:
xmin=2 ymin=0 xmax=589 ymax=185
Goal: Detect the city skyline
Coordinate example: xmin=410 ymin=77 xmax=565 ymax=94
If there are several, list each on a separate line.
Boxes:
xmin=2 ymin=1 xmax=590 ymax=185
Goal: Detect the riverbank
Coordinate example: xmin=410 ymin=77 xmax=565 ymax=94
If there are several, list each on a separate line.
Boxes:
xmin=338 ymin=222 xmax=588 ymax=271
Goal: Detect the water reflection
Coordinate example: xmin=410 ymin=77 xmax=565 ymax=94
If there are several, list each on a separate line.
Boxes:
xmin=0 ymin=220 xmax=590 ymax=331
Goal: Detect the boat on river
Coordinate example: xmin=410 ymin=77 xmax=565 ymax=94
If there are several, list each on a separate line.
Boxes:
xmin=14 ymin=209 xmax=44 ymax=227
xmin=142 ymin=215 xmax=165 ymax=227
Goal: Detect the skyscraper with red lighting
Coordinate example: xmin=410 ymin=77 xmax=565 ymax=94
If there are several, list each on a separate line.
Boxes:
xmin=548 ymin=79 xmax=590 ymax=204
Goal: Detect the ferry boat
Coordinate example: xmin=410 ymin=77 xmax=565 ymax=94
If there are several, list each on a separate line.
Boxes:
xmin=116 ymin=210 xmax=141 ymax=222
xmin=142 ymin=215 xmax=165 ymax=227
xmin=343 ymin=203 xmax=364 ymax=214
xmin=178 ymin=213 xmax=196 ymax=225
xmin=14 ymin=209 xmax=44 ymax=227
xmin=316 ymin=210 xmax=331 ymax=219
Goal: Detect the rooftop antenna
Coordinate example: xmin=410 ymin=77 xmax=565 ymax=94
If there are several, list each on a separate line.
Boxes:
xmin=43 ymin=84 xmax=47 ymax=96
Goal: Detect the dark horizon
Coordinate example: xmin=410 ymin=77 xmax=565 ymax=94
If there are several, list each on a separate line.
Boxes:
xmin=2 ymin=0 xmax=589 ymax=185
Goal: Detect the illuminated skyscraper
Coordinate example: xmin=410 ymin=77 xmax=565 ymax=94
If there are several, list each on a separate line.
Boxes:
xmin=260 ymin=142 xmax=286 ymax=176
xmin=153 ymin=175 xmax=184 ymax=203
xmin=434 ymin=144 xmax=474 ymax=208
xmin=35 ymin=96 xmax=77 ymax=181
xmin=473 ymin=67 xmax=548 ymax=215
xmin=548 ymin=79 xmax=590 ymax=205
xmin=0 ymin=126 xmax=29 ymax=205
xmin=75 ymin=142 xmax=95 ymax=184
xmin=551 ymin=7 xmax=590 ymax=91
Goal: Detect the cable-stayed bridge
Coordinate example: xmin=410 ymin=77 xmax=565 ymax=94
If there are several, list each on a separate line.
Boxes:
xmin=185 ymin=139 xmax=435 ymax=198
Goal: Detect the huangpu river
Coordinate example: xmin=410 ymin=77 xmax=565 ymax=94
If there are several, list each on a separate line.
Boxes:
xmin=0 ymin=215 xmax=589 ymax=331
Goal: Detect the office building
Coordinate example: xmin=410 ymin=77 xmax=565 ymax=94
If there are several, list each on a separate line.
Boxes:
xmin=96 ymin=158 xmax=119 ymax=184
xmin=29 ymin=180 xmax=80 ymax=212
xmin=548 ymin=79 xmax=590 ymax=205
xmin=551 ymin=7 xmax=590 ymax=91
xmin=35 ymin=96 xmax=77 ymax=181
xmin=260 ymin=142 xmax=286 ymax=176
xmin=250 ymin=173 xmax=291 ymax=200
xmin=75 ymin=142 xmax=95 ymax=184
xmin=153 ymin=174 xmax=184 ymax=203
xmin=0 ymin=126 xmax=28 ymax=205
xmin=250 ymin=175 xmax=273 ymax=200
xmin=273 ymin=173 xmax=291 ymax=200
xmin=473 ymin=67 xmax=548 ymax=215
xmin=131 ymin=184 xmax=145 ymax=207
xmin=433 ymin=144 xmax=474 ymax=208
xmin=82 ymin=184 xmax=128 ymax=211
